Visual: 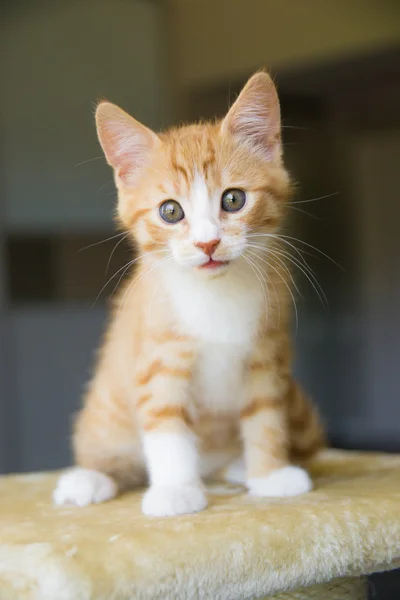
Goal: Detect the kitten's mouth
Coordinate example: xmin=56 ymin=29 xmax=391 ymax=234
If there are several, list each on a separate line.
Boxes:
xmin=198 ymin=259 xmax=229 ymax=270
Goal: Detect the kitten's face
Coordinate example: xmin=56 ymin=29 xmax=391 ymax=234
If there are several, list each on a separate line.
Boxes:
xmin=96 ymin=72 xmax=290 ymax=276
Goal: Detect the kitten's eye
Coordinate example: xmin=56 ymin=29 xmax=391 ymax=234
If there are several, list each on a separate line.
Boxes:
xmin=221 ymin=189 xmax=246 ymax=212
xmin=159 ymin=200 xmax=185 ymax=223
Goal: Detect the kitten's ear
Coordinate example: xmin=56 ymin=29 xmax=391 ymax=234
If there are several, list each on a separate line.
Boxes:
xmin=95 ymin=102 xmax=160 ymax=187
xmin=221 ymin=71 xmax=281 ymax=161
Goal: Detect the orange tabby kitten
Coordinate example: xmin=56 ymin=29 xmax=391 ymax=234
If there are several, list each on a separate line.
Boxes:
xmin=54 ymin=71 xmax=325 ymax=516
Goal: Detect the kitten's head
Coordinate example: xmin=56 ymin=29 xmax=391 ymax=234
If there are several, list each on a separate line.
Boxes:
xmin=96 ymin=71 xmax=290 ymax=276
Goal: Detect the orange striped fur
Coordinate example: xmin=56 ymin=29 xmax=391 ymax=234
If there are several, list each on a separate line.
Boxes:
xmin=55 ymin=72 xmax=325 ymax=517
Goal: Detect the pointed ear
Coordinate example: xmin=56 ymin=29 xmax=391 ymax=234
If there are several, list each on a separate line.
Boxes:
xmin=95 ymin=102 xmax=160 ymax=187
xmin=221 ymin=71 xmax=281 ymax=161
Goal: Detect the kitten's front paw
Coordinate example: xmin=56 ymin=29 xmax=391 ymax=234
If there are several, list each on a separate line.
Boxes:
xmin=53 ymin=468 xmax=117 ymax=507
xmin=248 ymin=465 xmax=312 ymax=498
xmin=142 ymin=483 xmax=207 ymax=517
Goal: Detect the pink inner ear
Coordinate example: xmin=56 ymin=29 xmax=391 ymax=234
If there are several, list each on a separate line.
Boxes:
xmin=222 ymin=72 xmax=281 ymax=161
xmin=113 ymin=132 xmax=152 ymax=185
xmin=96 ymin=102 xmax=159 ymax=186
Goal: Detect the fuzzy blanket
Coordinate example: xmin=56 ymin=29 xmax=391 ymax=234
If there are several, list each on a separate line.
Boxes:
xmin=1 ymin=450 xmax=400 ymax=599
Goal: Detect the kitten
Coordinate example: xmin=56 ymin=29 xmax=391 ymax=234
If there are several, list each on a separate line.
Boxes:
xmin=53 ymin=71 xmax=325 ymax=516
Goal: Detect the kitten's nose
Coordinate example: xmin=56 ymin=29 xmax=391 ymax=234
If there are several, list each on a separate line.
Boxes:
xmin=195 ymin=239 xmax=220 ymax=257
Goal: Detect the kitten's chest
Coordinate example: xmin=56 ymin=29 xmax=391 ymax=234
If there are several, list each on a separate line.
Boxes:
xmin=193 ymin=343 xmax=247 ymax=413
xmin=162 ymin=264 xmax=264 ymax=413
xmin=163 ymin=263 xmax=264 ymax=346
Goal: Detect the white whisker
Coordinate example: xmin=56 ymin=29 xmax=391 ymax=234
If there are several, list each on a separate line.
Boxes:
xmin=247 ymin=248 xmax=298 ymax=333
xmin=247 ymin=233 xmax=308 ymax=265
xmin=75 ymin=156 xmax=104 ymax=168
xmin=246 ymin=244 xmax=302 ymax=298
xmin=290 ymin=192 xmax=339 ymax=205
xmin=97 ymin=180 xmax=115 ymax=194
xmin=79 ymin=231 xmax=127 ymax=252
xmin=268 ymin=247 xmax=328 ymax=307
xmin=247 ymin=231 xmax=342 ymax=270
xmin=110 ymin=260 xmax=137 ymax=298
xmin=276 ymin=234 xmax=343 ymax=270
xmin=105 ymin=232 xmax=131 ymax=275
xmin=147 ymin=166 xmax=175 ymax=187
xmin=92 ymin=258 xmax=136 ymax=308
xmin=118 ymin=255 xmax=173 ymax=319
xmin=246 ymin=239 xmax=327 ymax=307
xmin=242 ymin=254 xmax=270 ymax=324
xmin=245 ymin=251 xmax=280 ymax=325
xmin=288 ymin=205 xmax=321 ymax=220
xmin=92 ymin=249 xmax=168 ymax=307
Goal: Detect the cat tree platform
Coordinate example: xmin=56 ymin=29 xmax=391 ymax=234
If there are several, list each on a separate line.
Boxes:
xmin=1 ymin=450 xmax=400 ymax=599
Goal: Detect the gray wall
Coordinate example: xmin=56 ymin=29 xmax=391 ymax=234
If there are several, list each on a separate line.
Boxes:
xmin=1 ymin=0 xmax=165 ymax=231
xmin=350 ymin=131 xmax=400 ymax=443
xmin=0 ymin=0 xmax=167 ymax=473
xmin=10 ymin=307 xmax=106 ymax=471
xmin=1 ymin=2 xmax=399 ymax=473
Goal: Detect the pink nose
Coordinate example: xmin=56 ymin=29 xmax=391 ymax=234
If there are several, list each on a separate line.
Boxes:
xmin=195 ymin=239 xmax=220 ymax=257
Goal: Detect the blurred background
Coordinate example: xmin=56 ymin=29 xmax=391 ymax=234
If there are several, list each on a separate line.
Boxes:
xmin=0 ymin=0 xmax=399 ymax=596
xmin=1 ymin=0 xmax=400 ymax=470
xmin=1 ymin=0 xmax=400 ymax=491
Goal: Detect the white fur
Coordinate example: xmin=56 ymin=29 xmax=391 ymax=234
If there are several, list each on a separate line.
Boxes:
xmin=170 ymin=173 xmax=223 ymax=268
xmin=142 ymin=483 xmax=207 ymax=517
xmin=189 ymin=173 xmax=220 ymax=245
xmin=53 ymin=468 xmax=117 ymax=507
xmin=248 ymin=466 xmax=312 ymax=497
xmin=194 ymin=343 xmax=246 ymax=413
xmin=141 ymin=432 xmax=207 ymax=516
xmin=163 ymin=257 xmax=264 ymax=419
xmin=164 ymin=258 xmax=263 ymax=346
xmin=142 ymin=432 xmax=200 ymax=487
xmin=170 ymin=173 xmax=247 ymax=267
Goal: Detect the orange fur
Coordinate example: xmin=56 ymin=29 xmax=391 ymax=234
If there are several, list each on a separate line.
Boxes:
xmin=66 ymin=71 xmax=325 ymax=512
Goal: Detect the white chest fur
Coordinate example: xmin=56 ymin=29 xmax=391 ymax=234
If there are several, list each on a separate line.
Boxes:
xmin=163 ymin=260 xmax=264 ymax=346
xmin=163 ymin=261 xmax=265 ymax=412
xmin=193 ymin=342 xmax=247 ymax=412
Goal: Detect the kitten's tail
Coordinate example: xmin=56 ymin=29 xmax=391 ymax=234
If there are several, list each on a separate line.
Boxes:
xmin=287 ymin=380 xmax=327 ymax=462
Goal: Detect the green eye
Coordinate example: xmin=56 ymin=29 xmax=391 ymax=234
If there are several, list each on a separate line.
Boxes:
xmin=159 ymin=200 xmax=185 ymax=223
xmin=221 ymin=189 xmax=246 ymax=212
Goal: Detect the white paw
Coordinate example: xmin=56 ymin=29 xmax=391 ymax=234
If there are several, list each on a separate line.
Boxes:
xmin=248 ymin=466 xmax=312 ymax=498
xmin=223 ymin=456 xmax=246 ymax=485
xmin=142 ymin=483 xmax=207 ymax=517
xmin=53 ymin=468 xmax=117 ymax=507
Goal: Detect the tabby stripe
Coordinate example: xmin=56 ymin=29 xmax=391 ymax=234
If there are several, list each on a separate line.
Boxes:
xmin=152 ymin=330 xmax=191 ymax=343
xmin=137 ymin=361 xmax=191 ymax=386
xmin=130 ymin=207 xmax=151 ymax=224
xmin=136 ymin=360 xmax=163 ymax=386
xmin=136 ymin=393 xmax=152 ymax=408
xmin=250 ymin=361 xmax=271 ymax=371
xmin=160 ymin=366 xmax=191 ymax=379
xmin=143 ymin=406 xmax=193 ymax=431
xmin=142 ymin=242 xmax=159 ymax=253
xmin=173 ymin=164 xmax=190 ymax=185
xmin=240 ymin=397 xmax=281 ymax=419
xmin=178 ymin=351 xmax=194 ymax=360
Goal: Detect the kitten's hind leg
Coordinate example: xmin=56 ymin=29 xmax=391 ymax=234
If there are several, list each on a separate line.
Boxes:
xmin=53 ymin=450 xmax=146 ymax=507
xmin=53 ymin=400 xmax=146 ymax=507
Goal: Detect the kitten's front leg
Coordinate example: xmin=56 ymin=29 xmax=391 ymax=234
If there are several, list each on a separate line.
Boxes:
xmin=241 ymin=342 xmax=312 ymax=498
xmin=136 ymin=343 xmax=206 ymax=517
